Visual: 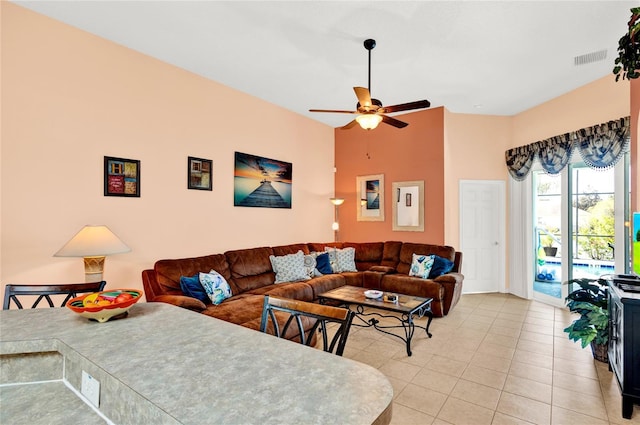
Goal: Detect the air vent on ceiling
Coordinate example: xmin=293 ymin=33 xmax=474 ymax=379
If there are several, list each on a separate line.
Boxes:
xmin=574 ymin=49 xmax=607 ymax=66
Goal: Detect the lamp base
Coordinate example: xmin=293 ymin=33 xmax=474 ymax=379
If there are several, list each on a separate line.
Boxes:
xmin=83 ymin=256 xmax=105 ymax=283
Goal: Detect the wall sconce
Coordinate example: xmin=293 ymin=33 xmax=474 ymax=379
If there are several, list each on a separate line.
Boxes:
xmin=54 ymin=225 xmax=131 ymax=282
xmin=329 ymin=198 xmax=344 ymax=241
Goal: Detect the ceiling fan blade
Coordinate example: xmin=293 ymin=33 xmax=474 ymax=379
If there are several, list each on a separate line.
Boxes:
xmin=340 ymin=119 xmax=359 ymax=130
xmin=381 ymin=99 xmax=431 ymax=114
xmin=381 ymin=115 xmax=408 ymax=128
xmin=353 ymin=87 xmax=372 ymax=107
xmin=309 ymin=108 xmax=357 ymax=114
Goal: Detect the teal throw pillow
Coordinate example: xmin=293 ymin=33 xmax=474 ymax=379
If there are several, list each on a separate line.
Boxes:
xmin=409 ymin=254 xmax=435 ymax=279
xmin=199 ymin=270 xmax=232 ymax=305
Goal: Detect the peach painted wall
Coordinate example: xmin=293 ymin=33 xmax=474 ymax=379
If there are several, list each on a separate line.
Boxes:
xmin=511 ymin=76 xmax=630 ymax=148
xmin=334 ymin=107 xmax=445 ymax=244
xmin=0 ymin=3 xmax=335 ymax=300
xmin=443 ymin=112 xmax=512 ymax=248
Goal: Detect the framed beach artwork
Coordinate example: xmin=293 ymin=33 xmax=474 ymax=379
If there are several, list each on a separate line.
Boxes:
xmin=233 ymin=152 xmax=292 ymax=208
xmin=104 ymin=156 xmax=140 ymax=197
xmin=356 ymin=174 xmax=384 ymax=221
xmin=188 ymin=156 xmax=212 ymax=191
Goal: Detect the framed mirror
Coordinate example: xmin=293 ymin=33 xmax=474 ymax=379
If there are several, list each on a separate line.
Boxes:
xmin=392 ymin=180 xmax=424 ymax=231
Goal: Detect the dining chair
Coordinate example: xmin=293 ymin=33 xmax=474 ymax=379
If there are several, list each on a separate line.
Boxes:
xmin=2 ymin=281 xmax=107 ymax=310
xmin=259 ymin=295 xmax=354 ymax=356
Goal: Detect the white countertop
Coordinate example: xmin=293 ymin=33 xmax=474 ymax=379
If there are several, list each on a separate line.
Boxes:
xmin=0 ymin=302 xmax=393 ymax=425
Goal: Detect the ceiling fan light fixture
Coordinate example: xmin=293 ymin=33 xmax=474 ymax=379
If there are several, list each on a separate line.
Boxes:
xmin=356 ymin=114 xmax=382 ymax=130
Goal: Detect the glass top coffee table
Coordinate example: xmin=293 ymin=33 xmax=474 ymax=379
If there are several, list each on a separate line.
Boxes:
xmin=318 ymin=285 xmax=433 ymax=356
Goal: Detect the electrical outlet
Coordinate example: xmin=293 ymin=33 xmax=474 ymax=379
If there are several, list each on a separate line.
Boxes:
xmin=81 ymin=370 xmax=100 ymax=407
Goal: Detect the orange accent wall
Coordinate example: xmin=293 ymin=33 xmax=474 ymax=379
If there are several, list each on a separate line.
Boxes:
xmin=334 ymin=107 xmax=445 ymax=244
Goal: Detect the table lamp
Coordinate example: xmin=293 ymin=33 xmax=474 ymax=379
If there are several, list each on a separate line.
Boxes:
xmin=54 ymin=225 xmax=131 ymax=282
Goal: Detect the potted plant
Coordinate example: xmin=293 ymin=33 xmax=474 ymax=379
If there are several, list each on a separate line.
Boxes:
xmin=540 ymin=228 xmax=559 ymax=257
xmin=564 ymin=278 xmax=609 ymax=362
xmin=613 ymin=7 xmax=640 ymax=81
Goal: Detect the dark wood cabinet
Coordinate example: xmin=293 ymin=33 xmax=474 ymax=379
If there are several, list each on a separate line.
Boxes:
xmin=608 ymin=281 xmax=640 ymax=419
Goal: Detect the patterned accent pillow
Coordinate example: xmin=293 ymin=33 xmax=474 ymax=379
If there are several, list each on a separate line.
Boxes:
xmin=303 ymin=254 xmax=322 ymax=278
xmin=199 ymin=270 xmax=232 ymax=305
xmin=324 ymin=247 xmax=357 ymax=273
xmin=409 ymin=254 xmax=435 ymax=279
xmin=269 ymin=250 xmax=311 ymax=283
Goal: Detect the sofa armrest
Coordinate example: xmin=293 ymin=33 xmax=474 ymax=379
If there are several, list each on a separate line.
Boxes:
xmin=434 ymin=272 xmax=464 ymax=315
xmin=152 ymin=295 xmax=207 ymax=312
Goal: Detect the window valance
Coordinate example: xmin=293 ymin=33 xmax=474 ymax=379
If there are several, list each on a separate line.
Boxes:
xmin=505 ymin=116 xmax=630 ymax=181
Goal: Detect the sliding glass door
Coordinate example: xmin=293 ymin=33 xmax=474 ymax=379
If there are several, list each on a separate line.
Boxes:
xmin=532 ymin=157 xmax=628 ymax=306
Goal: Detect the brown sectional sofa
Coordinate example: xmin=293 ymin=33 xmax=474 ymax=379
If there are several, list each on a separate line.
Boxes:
xmin=141 ymin=241 xmax=463 ymax=335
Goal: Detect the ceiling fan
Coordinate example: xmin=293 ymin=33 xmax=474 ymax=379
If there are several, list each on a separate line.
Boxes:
xmin=309 ymin=39 xmax=431 ymax=130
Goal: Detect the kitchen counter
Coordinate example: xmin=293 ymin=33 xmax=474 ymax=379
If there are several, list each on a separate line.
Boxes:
xmin=0 ymin=302 xmax=393 ymax=424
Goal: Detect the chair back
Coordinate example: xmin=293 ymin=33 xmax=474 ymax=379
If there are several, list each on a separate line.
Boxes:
xmin=2 ymin=281 xmax=107 ymax=310
xmin=259 ymin=295 xmax=354 ymax=356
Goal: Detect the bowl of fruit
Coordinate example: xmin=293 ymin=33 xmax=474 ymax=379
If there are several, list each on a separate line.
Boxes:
xmin=66 ymin=289 xmax=143 ymax=322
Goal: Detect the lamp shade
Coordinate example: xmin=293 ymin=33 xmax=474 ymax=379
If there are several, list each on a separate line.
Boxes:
xmin=330 ymin=197 xmax=345 ymax=206
xmin=356 ymin=114 xmax=382 ymax=130
xmin=54 ymin=225 xmax=131 ymax=257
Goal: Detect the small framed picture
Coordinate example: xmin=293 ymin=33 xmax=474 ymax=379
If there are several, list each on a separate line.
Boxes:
xmin=104 ymin=156 xmax=140 ymax=197
xmin=188 ymin=156 xmax=212 ymax=191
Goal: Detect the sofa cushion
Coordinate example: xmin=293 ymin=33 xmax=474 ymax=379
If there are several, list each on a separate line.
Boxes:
xmin=397 ymin=243 xmax=456 ymax=275
xmin=269 ymin=250 xmax=311 ymax=283
xmin=225 ymin=247 xmax=275 ymax=292
xmin=272 ymin=243 xmax=310 ymax=256
xmin=344 ymin=242 xmax=384 ymax=271
xmin=325 ymin=247 xmax=357 ymax=273
xmin=201 ymin=295 xmax=265 ymax=325
xmin=409 ymin=254 xmax=435 ymax=279
xmin=155 ymin=254 xmax=235 ymax=294
xmin=429 ymin=255 xmax=455 ymax=278
xmin=179 ymin=274 xmax=209 ymax=304
xmin=306 ymin=274 xmax=347 ymax=299
xmin=264 ymin=281 xmax=314 ymax=301
xmin=199 ymin=270 xmax=232 ymax=305
xmin=380 ymin=241 xmax=402 ymax=268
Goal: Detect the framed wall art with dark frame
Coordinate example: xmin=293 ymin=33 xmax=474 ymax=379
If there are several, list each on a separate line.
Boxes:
xmin=104 ymin=156 xmax=140 ymax=197
xmin=188 ymin=156 xmax=212 ymax=191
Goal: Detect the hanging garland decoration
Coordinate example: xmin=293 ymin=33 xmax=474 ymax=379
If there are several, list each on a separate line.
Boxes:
xmin=504 ymin=117 xmax=629 ymax=180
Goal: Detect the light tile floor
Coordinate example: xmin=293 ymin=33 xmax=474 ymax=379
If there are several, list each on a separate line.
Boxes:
xmin=339 ymin=292 xmax=640 ymax=425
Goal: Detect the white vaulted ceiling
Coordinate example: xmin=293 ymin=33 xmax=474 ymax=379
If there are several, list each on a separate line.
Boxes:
xmin=13 ymin=1 xmax=637 ymax=127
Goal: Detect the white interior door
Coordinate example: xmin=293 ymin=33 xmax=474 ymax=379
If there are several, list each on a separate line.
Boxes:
xmin=460 ymin=180 xmax=505 ymax=293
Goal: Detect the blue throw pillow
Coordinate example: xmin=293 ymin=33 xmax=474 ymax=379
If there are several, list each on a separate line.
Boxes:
xmin=428 ymin=255 xmax=455 ymax=279
xmin=315 ymin=252 xmax=333 ymax=274
xmin=180 ymin=274 xmax=209 ymax=304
